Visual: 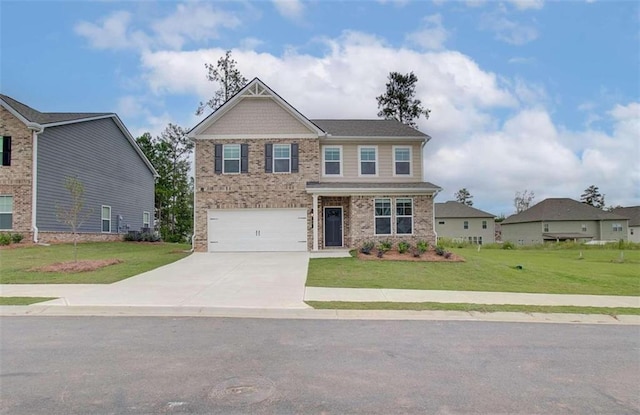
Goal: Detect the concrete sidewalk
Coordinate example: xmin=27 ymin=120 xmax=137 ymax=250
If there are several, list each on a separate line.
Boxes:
xmin=304 ymin=287 xmax=640 ymax=308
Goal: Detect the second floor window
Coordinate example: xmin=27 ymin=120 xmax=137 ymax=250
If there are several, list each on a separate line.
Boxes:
xmin=463 ymin=221 xmax=469 ymax=230
xmin=323 ymin=146 xmax=341 ymax=175
xmin=223 ymin=144 xmax=241 ymax=174
xmin=1 ymin=136 xmax=10 ymax=166
xmin=544 ymin=223 xmax=549 ymax=232
xmin=273 ymin=144 xmax=291 ymax=173
xmin=612 ymin=223 xmax=622 ymax=232
xmin=394 ymin=147 xmax=411 ymax=175
xmin=482 ymin=220 xmax=487 ymax=229
xmin=359 ymin=146 xmax=377 ymax=176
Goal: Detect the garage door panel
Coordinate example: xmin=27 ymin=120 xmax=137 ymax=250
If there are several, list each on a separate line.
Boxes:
xmin=208 ymin=209 xmax=307 ymax=252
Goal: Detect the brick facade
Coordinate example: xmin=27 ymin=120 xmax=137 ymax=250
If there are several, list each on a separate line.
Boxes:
xmin=194 ymin=138 xmax=320 ymax=251
xmin=0 ymin=106 xmax=33 ymax=235
xmin=37 ymin=231 xmax=123 ymax=244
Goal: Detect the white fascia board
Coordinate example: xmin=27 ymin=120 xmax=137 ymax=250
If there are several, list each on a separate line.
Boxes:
xmin=305 ymin=187 xmax=440 ymax=196
xmin=193 ymin=133 xmax=319 ymax=140
xmin=39 ymin=114 xmax=115 ymax=128
xmin=0 ymin=98 xmax=34 ymax=127
xmin=321 ymin=136 xmax=426 ymax=143
xmin=109 ymin=115 xmax=159 ymax=178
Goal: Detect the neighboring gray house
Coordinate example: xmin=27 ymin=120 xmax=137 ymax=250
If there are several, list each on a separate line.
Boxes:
xmin=435 ymin=201 xmax=495 ymax=244
xmin=502 ymin=198 xmax=628 ymax=245
xmin=611 ymin=206 xmax=640 ymax=243
xmin=0 ymin=94 xmax=157 ymax=243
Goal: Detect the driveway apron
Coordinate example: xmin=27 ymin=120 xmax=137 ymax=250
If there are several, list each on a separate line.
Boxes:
xmin=39 ymin=252 xmax=310 ymax=309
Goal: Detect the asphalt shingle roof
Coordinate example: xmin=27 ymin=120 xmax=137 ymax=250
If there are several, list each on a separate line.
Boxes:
xmin=311 ymin=119 xmax=428 ymax=138
xmin=306 ymin=181 xmax=440 ymax=190
xmin=502 ymin=198 xmax=627 ymax=224
xmin=611 ymin=206 xmax=640 ymax=227
xmin=1 ymin=94 xmax=111 ymax=125
xmin=435 ymin=201 xmax=495 ymax=218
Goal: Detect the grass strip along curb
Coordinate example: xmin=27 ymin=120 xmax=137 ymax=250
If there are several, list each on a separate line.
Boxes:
xmin=0 ymin=297 xmax=57 ymax=306
xmin=305 ymin=301 xmax=640 ymax=316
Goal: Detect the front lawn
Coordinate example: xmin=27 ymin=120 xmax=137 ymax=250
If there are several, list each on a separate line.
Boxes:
xmin=0 ymin=242 xmax=191 ymax=284
xmin=307 ymin=248 xmax=640 ymax=296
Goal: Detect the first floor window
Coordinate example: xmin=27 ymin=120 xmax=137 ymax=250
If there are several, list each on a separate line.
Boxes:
xmin=143 ymin=211 xmax=150 ymax=228
xmin=273 ymin=144 xmax=291 ymax=173
xmin=1 ymin=136 xmax=11 ymax=166
xmin=0 ymin=195 xmax=13 ymax=229
xmin=612 ymin=223 xmax=622 ymax=232
xmin=396 ymin=198 xmax=413 ymax=234
xmin=102 ymin=205 xmax=111 ymax=233
xmin=223 ymin=144 xmax=241 ymax=174
xmin=374 ymin=198 xmax=391 ymax=235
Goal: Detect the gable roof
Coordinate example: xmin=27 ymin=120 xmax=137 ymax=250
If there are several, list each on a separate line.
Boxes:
xmin=0 ymin=94 xmax=111 ymax=125
xmin=0 ymin=94 xmax=157 ymax=177
xmin=435 ymin=201 xmax=495 ymax=218
xmin=502 ymin=198 xmax=627 ymax=224
xmin=311 ymin=119 xmax=429 ymax=139
xmin=611 ymin=206 xmax=640 ymax=227
xmin=188 ymin=77 xmax=324 ymax=137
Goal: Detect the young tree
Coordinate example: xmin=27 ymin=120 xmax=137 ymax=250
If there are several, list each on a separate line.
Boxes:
xmin=56 ymin=177 xmax=93 ymax=262
xmin=136 ymin=124 xmax=194 ymax=242
xmin=581 ymin=185 xmax=605 ymax=209
xmin=514 ymin=190 xmax=535 ymax=213
xmin=196 ymin=50 xmax=248 ymax=115
xmin=376 ymin=71 xmax=431 ymax=128
xmin=454 ymin=188 xmax=473 ymax=206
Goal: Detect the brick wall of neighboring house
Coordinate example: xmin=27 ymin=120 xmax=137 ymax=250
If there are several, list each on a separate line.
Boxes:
xmin=194 ymin=138 xmax=320 ymax=252
xmin=350 ymin=194 xmax=436 ymax=249
xmin=0 ymin=106 xmax=33 ymax=235
xmin=37 ymin=232 xmax=124 ymax=244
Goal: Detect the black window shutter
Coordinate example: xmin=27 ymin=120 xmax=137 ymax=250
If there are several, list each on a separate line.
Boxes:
xmin=241 ymin=144 xmax=249 ymax=173
xmin=291 ymin=143 xmax=299 ymax=173
xmin=265 ymin=143 xmax=273 ymax=173
xmin=2 ymin=137 xmax=10 ymax=166
xmin=214 ymin=144 xmax=222 ymax=174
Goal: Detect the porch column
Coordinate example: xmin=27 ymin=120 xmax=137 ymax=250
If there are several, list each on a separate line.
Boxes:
xmin=313 ymin=194 xmax=319 ymax=251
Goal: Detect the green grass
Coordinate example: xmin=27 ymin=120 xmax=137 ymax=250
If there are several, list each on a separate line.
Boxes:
xmin=0 ymin=242 xmax=191 ymax=284
xmin=306 ymin=301 xmax=640 ymax=316
xmin=307 ymin=248 xmax=640 ymax=296
xmin=0 ymin=297 xmax=56 ymax=305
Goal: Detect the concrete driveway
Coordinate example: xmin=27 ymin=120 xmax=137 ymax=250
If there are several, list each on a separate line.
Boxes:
xmin=39 ymin=252 xmax=310 ymax=309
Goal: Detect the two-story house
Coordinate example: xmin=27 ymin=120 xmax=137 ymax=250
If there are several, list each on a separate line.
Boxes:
xmin=435 ymin=201 xmax=496 ymax=245
xmin=0 ymin=94 xmax=157 ymax=243
xmin=189 ymin=78 xmax=441 ymax=252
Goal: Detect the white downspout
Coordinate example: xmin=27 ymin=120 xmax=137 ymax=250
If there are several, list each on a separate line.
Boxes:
xmin=28 ymin=123 xmax=43 ymax=243
xmin=313 ymin=194 xmax=319 ymax=251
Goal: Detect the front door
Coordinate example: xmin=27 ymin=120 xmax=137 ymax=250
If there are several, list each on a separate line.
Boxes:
xmin=324 ymin=207 xmax=343 ymax=247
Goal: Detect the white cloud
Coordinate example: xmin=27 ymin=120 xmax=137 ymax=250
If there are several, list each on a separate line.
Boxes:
xmin=272 ymin=0 xmax=305 ymax=21
xmin=406 ymin=14 xmax=449 ymax=51
xmin=74 ymin=11 xmax=148 ymax=50
xmin=480 ymin=12 xmax=539 ymax=45
xmin=508 ymin=56 xmax=535 ymax=64
xmin=507 ymin=0 xmax=544 ymax=10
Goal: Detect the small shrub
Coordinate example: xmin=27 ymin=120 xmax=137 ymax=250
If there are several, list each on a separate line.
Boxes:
xmin=378 ymin=240 xmax=392 ymax=253
xmin=11 ymin=233 xmax=24 ymax=244
xmin=435 ymin=246 xmax=445 ymax=256
xmin=398 ymin=241 xmax=411 ymax=254
xmin=376 ymin=250 xmax=384 ymax=258
xmin=0 ymin=233 xmax=11 ymax=246
xmin=360 ymin=241 xmax=375 ymax=255
xmin=444 ymin=252 xmax=452 ymax=259
xmin=412 ymin=248 xmax=422 ymax=258
xmin=416 ymin=240 xmax=429 ymax=254
xmin=502 ymin=241 xmax=515 ymax=250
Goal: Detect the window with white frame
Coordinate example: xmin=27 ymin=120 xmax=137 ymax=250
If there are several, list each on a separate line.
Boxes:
xmin=143 ymin=211 xmax=150 ymax=228
xmin=482 ymin=220 xmax=487 ymax=229
xmin=396 ymin=198 xmax=413 ymax=234
xmin=544 ymin=223 xmax=549 ymax=232
xmin=101 ymin=205 xmax=111 ymax=233
xmin=359 ymin=146 xmax=377 ymax=175
xmin=393 ymin=146 xmax=411 ymax=175
xmin=223 ymin=144 xmax=241 ymax=174
xmin=273 ymin=144 xmax=291 ymax=173
xmin=463 ymin=221 xmax=469 ymax=230
xmin=581 ymin=224 xmax=587 ymax=232
xmin=323 ymin=146 xmax=342 ymax=176
xmin=0 ymin=195 xmax=13 ymax=230
xmin=612 ymin=223 xmax=623 ymax=232
xmin=374 ymin=198 xmax=391 ymax=235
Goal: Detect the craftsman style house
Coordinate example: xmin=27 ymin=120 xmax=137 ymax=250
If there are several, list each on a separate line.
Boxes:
xmin=435 ymin=201 xmax=496 ymax=244
xmin=189 ymin=78 xmax=441 ymax=252
xmin=501 ymin=198 xmax=628 ymax=245
xmin=0 ymin=94 xmax=156 ymax=243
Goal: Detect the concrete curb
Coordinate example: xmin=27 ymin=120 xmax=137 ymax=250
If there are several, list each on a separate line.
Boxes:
xmin=1 ymin=305 xmax=638 ymax=325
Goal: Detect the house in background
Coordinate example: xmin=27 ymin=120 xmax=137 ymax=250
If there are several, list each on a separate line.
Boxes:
xmin=0 ymin=94 xmax=157 ymax=243
xmin=435 ymin=201 xmax=495 ymax=244
xmin=188 ymin=78 xmax=441 ymax=252
xmin=611 ymin=206 xmax=640 ymax=243
xmin=501 ymin=198 xmax=628 ymax=245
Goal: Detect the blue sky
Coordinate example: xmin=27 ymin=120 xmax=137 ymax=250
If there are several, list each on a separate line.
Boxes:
xmin=2 ymin=0 xmax=638 ymax=215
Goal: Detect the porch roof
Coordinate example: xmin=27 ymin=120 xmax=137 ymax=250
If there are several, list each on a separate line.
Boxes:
xmin=306 ymin=181 xmax=441 ymax=195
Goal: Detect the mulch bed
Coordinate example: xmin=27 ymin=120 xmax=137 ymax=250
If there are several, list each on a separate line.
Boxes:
xmin=30 ymin=259 xmax=123 ymax=273
xmin=357 ymin=249 xmax=465 ymax=262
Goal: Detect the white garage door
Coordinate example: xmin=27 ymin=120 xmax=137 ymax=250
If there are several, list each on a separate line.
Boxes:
xmin=208 ymin=209 xmax=308 ymax=252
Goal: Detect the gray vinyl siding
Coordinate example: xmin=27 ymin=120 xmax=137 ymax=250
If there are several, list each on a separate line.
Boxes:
xmin=435 ymin=218 xmax=495 ymax=244
xmin=36 ymin=118 xmax=154 ymax=233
